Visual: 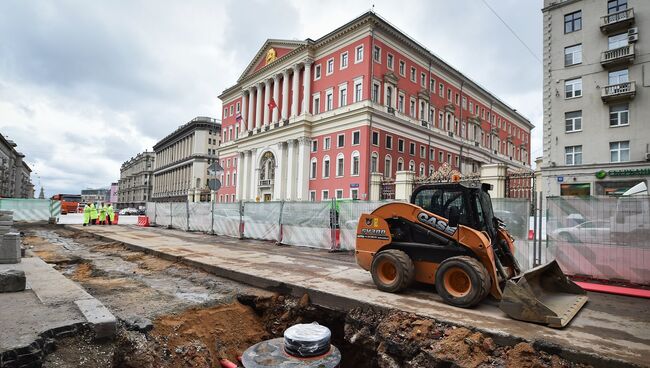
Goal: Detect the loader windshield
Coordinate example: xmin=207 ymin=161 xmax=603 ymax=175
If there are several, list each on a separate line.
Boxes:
xmin=475 ymin=189 xmax=497 ymax=241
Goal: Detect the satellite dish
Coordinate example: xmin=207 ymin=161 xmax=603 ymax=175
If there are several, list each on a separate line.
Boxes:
xmin=208 ymin=179 xmax=221 ymax=191
xmin=208 ymin=162 xmax=224 ymax=176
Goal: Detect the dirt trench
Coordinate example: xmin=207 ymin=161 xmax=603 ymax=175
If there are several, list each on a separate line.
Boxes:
xmin=19 ymin=225 xmax=590 ymax=368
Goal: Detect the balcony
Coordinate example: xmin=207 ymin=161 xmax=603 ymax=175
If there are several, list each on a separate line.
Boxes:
xmin=259 ymin=179 xmax=273 ymax=188
xmin=601 ymin=8 xmax=634 ymax=33
xmin=601 ymin=81 xmax=636 ymax=103
xmin=601 ymin=44 xmax=635 ymax=67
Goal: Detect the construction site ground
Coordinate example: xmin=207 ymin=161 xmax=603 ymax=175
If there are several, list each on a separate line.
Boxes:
xmin=3 ymin=224 xmax=648 ymax=367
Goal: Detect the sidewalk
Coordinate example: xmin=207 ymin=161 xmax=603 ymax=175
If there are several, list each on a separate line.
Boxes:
xmin=73 ymin=224 xmax=650 ymax=367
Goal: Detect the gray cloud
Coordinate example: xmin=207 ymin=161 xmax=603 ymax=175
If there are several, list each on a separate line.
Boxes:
xmin=0 ymin=0 xmax=543 ymax=196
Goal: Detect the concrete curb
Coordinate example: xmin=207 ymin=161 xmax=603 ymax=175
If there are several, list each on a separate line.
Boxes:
xmin=0 ymin=323 xmax=86 ymax=368
xmin=71 ymin=226 xmax=639 ymax=368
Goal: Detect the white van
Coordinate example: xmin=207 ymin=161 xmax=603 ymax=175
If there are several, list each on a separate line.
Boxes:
xmin=611 ymin=181 xmax=649 ymax=245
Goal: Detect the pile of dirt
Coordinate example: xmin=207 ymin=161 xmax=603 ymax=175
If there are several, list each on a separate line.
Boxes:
xmin=113 ymin=301 xmax=268 ymax=367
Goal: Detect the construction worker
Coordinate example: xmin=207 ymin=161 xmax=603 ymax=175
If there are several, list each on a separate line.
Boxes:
xmin=82 ymin=203 xmax=91 ymax=226
xmin=98 ymin=202 xmax=107 ymax=225
xmin=107 ymin=203 xmax=115 ymax=225
xmin=89 ymin=202 xmax=98 ymax=225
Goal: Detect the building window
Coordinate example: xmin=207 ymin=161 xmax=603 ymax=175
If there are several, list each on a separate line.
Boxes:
xmin=354 ymin=81 xmax=363 ymax=102
xmin=439 ymin=151 xmax=443 ymax=163
xmin=398 ymin=139 xmax=404 ymax=153
xmin=326 ymin=90 xmax=333 ymax=111
xmin=455 ymin=93 xmax=460 ymax=105
xmin=439 ymin=83 xmax=444 ymax=97
xmin=337 ymin=134 xmax=345 ymax=148
xmin=409 ymin=142 xmax=415 ymax=156
xmin=609 ymin=103 xmax=629 ymax=127
xmin=353 ymin=131 xmax=361 ymax=146
xmin=230 ymin=106 xmax=234 ymax=115
xmin=608 ymin=0 xmax=627 ymax=14
xmin=309 ymin=191 xmax=316 ymax=202
xmin=447 ymin=153 xmax=452 ymax=164
xmin=386 ymin=135 xmax=393 ymax=150
xmin=420 ymin=73 xmax=426 ymax=87
xmin=372 ymin=82 xmax=380 ymax=103
xmin=312 ymin=93 xmax=320 ymax=114
xmin=355 ymin=45 xmax=364 ymax=63
xmin=339 ymin=85 xmax=348 ymax=107
xmin=419 ymin=146 xmax=425 ymax=158
xmin=608 ymin=69 xmax=629 ymax=85
xmin=336 ymin=153 xmax=344 ymax=177
xmin=236 ymin=102 xmax=241 ymax=113
xmin=383 ymin=156 xmax=392 ymax=178
xmin=340 ymin=52 xmax=349 ymax=69
xmin=608 ymin=33 xmax=628 ymax=50
xmin=386 ymin=86 xmax=393 ymax=107
xmin=310 ymin=158 xmax=317 ymax=179
xmin=223 ymin=108 xmax=228 ymax=117
xmin=419 ymin=163 xmax=425 ymax=177
xmin=397 ymin=158 xmax=404 ymax=171
xmin=399 ymin=60 xmax=405 ymax=76
xmin=565 ymin=111 xmax=582 ymax=132
xmin=447 ymin=88 xmax=452 ymax=101
xmin=410 ymin=67 xmax=416 ymax=82
xmin=370 ymin=152 xmax=378 ymax=173
xmin=565 ymin=145 xmax=582 ymax=165
xmin=371 ymin=131 xmax=379 ymax=146
xmin=373 ymin=45 xmax=381 ymax=62
xmin=409 ymin=99 xmax=416 ymax=118
xmin=323 ymin=156 xmax=330 ymax=178
xmin=326 ymin=58 xmax=335 ymax=75
xmin=324 ymin=137 xmax=331 ymax=150
xmin=610 ymin=141 xmax=630 ymax=162
xmin=387 ymin=53 xmax=394 ymax=69
xmin=409 ymin=160 xmax=415 ymax=171
xmin=430 ymin=78 xmax=435 ymax=92
xmin=564 ymin=11 xmax=582 ymax=34
xmin=429 ymin=148 xmax=435 ymax=160
xmin=350 ymin=188 xmax=358 ymax=200
xmin=322 ymin=190 xmax=329 ymax=200
xmin=398 ymin=93 xmax=405 ymax=113
xmin=336 ymin=189 xmax=343 ymax=199
xmin=314 ymin=64 xmax=321 ymax=80
xmin=311 ymin=140 xmax=318 ymax=152
xmin=565 ymin=78 xmax=582 ymax=98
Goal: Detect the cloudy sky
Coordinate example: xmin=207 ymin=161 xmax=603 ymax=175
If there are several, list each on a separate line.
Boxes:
xmin=0 ymin=0 xmax=542 ymax=197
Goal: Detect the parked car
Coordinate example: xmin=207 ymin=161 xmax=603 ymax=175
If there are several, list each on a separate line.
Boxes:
xmin=549 ymin=220 xmax=611 ymax=244
xmin=494 ymin=209 xmax=527 ymax=238
xmin=119 ymin=208 xmax=139 ymax=215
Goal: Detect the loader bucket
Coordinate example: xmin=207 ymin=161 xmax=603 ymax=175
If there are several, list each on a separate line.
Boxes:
xmin=499 ymin=261 xmax=588 ymax=328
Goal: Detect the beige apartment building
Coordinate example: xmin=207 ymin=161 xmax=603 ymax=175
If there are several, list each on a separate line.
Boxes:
xmin=117 ymin=151 xmax=155 ymax=209
xmin=0 ymin=134 xmax=34 ymax=199
xmin=151 ymin=116 xmax=221 ymax=202
xmin=542 ymin=0 xmax=650 ymax=196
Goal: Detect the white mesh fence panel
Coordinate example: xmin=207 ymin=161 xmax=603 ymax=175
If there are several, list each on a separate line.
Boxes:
xmin=145 ymin=202 xmax=156 ymax=224
xmin=280 ymin=202 xmax=332 ymax=249
xmin=338 ymin=200 xmax=391 ymax=251
xmin=243 ymin=202 xmax=281 ymax=241
xmin=171 ymin=202 xmax=188 ymax=230
xmin=0 ymin=199 xmax=54 ymax=222
xmin=492 ymin=198 xmax=532 ymax=271
xmin=213 ymin=203 xmax=241 ymax=238
xmin=188 ymin=202 xmax=212 ymax=232
xmin=155 ymin=203 xmax=172 ymax=227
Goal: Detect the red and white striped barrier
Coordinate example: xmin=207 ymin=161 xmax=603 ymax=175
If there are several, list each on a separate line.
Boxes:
xmin=137 ymin=216 xmax=150 ymax=227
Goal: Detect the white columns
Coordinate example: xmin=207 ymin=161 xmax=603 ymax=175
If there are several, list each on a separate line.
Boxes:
xmin=302 ymin=60 xmax=312 ymax=115
xmin=291 ymin=64 xmax=300 ymax=117
xmin=236 ymin=152 xmax=244 ymax=200
xmin=281 ymin=70 xmax=289 ymax=121
xmin=241 ymin=151 xmax=249 ymax=200
xmin=247 ymin=86 xmax=255 ymax=132
xmin=263 ymin=79 xmax=271 ymax=126
xmin=285 ymin=139 xmax=296 ymax=200
xmin=295 ymin=137 xmax=310 ymax=201
xmin=255 ymin=83 xmax=263 ymax=129
xmin=274 ymin=142 xmax=285 ymax=200
xmin=249 ymin=148 xmax=258 ymax=200
xmin=272 ymin=74 xmax=280 ymax=124
xmin=240 ymin=93 xmax=248 ymax=135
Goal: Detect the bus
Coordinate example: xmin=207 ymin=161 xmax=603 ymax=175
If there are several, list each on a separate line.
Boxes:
xmin=51 ymin=194 xmax=82 ymax=215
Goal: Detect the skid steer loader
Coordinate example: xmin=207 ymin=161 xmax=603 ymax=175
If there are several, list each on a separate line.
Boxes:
xmin=355 ymin=181 xmax=587 ymax=328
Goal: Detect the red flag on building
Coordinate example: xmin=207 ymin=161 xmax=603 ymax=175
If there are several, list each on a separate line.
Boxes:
xmin=268 ymin=98 xmax=277 ymax=110
xmin=235 ymin=113 xmax=242 ymax=122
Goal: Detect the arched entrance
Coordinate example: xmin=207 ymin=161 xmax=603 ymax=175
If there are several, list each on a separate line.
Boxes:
xmin=258 ymin=151 xmax=275 ymax=201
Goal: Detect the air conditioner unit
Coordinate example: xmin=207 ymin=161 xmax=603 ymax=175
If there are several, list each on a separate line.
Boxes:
xmin=645 ymin=152 xmax=650 ymax=161
xmin=629 ymin=34 xmax=639 ymax=43
xmin=628 ymin=27 xmax=639 ymax=35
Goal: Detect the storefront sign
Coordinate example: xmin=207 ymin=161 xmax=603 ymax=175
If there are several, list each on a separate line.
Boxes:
xmin=595 ymin=168 xmax=650 ymax=179
xmin=350 ymin=183 xmax=359 ymax=188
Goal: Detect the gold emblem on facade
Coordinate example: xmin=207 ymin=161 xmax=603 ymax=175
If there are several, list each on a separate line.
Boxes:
xmin=265 ymin=48 xmax=277 ymax=65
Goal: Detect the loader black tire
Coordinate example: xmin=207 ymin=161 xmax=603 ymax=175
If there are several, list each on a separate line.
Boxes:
xmin=371 ymin=249 xmax=415 ymax=293
xmin=435 ymin=256 xmax=491 ymax=308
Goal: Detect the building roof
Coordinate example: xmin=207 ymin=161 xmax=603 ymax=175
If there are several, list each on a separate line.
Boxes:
xmin=153 ymin=116 xmax=221 ymax=151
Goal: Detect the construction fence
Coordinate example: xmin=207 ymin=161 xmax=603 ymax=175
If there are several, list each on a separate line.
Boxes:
xmin=0 ymin=199 xmax=61 ymax=222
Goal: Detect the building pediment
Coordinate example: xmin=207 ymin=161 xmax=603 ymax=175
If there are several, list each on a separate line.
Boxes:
xmin=237 ymin=39 xmax=309 ymax=83
xmin=383 ymin=71 xmax=399 ymax=84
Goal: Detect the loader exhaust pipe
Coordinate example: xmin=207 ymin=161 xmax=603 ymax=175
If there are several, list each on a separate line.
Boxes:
xmin=499 ymin=261 xmax=588 ymax=328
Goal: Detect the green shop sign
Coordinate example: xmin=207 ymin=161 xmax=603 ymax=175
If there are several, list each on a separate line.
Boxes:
xmin=595 ymin=168 xmax=650 ymax=179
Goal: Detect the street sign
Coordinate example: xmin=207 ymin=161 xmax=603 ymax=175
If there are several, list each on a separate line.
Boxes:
xmin=208 ymin=179 xmax=221 ymax=191
xmin=208 ymin=162 xmax=224 ymax=176
xmin=557 ymin=176 xmax=564 ymax=183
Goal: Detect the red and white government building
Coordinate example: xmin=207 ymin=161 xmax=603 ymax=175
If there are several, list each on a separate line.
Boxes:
xmin=216 ymin=12 xmax=532 ymax=203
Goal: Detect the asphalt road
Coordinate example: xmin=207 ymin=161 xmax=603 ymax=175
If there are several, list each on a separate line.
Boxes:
xmin=71 ymin=224 xmax=650 ymax=367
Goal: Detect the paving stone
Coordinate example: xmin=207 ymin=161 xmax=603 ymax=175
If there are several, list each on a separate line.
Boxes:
xmin=74 ymin=299 xmax=117 ymax=339
xmin=0 ymin=269 xmax=26 ymax=292
xmin=0 ymin=233 xmax=21 ymax=264
xmin=0 ymin=220 xmax=14 ymax=226
xmin=123 ymin=315 xmax=153 ymax=333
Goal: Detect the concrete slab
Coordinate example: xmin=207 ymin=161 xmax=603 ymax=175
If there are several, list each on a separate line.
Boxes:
xmin=73 ymin=225 xmax=650 ymax=367
xmin=74 ymin=299 xmax=116 ymax=339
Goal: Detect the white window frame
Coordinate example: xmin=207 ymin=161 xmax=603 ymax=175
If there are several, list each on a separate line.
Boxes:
xmin=310 ymin=158 xmax=317 ymax=180
xmin=335 ymin=189 xmax=343 ymax=199
xmin=355 ymin=45 xmax=364 ymax=63
xmin=399 ymin=60 xmax=405 ymax=76
xmin=409 ymin=98 xmax=416 ymax=118
xmin=322 ymin=155 xmax=330 ymax=178
xmin=410 ymin=67 xmax=416 ymax=82
xmin=326 ymin=58 xmax=335 ymax=76
xmin=398 ymin=92 xmax=405 ymax=113
xmin=564 ymin=44 xmax=582 ymax=66
xmin=397 ymin=138 xmax=404 ymax=153
xmin=420 ymin=145 xmax=425 ymax=158
xmin=351 ymin=151 xmax=360 ymax=176
xmin=609 ymin=103 xmax=629 ymax=127
xmin=309 ymin=191 xmax=316 ymax=202
xmin=384 ymin=155 xmax=392 ymax=177
xmin=565 ymin=78 xmax=582 ymax=99
xmin=371 ymin=131 xmax=379 ymax=146
xmin=565 ymin=111 xmax=582 ymax=133
xmin=324 ymin=136 xmax=331 ymax=150
xmin=397 ymin=157 xmax=404 ymax=171
xmin=311 ymin=140 xmax=318 ymax=152
xmin=565 ymin=145 xmax=582 ymax=165
xmin=236 ymin=102 xmax=241 ymax=113
xmin=353 ymin=78 xmax=363 ymax=102
xmin=353 ymin=130 xmax=361 ymax=146
xmin=336 ymin=153 xmax=345 ymax=177
xmin=409 ymin=160 xmax=415 ymax=171
xmin=314 ymin=64 xmax=322 ymax=80
xmin=387 ymin=53 xmax=394 ymax=70
xmin=610 ymin=141 xmax=630 ymax=162
xmin=370 ymin=152 xmax=379 ymax=173
xmin=340 ymin=52 xmax=349 ymax=70
xmin=372 ymin=80 xmax=381 ymax=103
xmin=409 ymin=142 xmax=416 ymax=156
xmin=373 ymin=45 xmax=381 ymax=63
xmin=322 ymin=190 xmax=329 ymax=201
xmin=350 ymin=188 xmax=359 ymax=200
xmin=420 ymin=72 xmax=426 ymax=87
xmin=337 ymin=133 xmax=345 ymax=148
xmin=230 ymin=105 xmax=234 ymax=115
xmin=339 ymin=83 xmax=348 ymax=107
xmin=325 ymin=88 xmax=334 ymax=111
xmin=386 ymin=135 xmax=393 ymax=150
xmin=439 ymin=83 xmax=444 ymax=97
xmin=312 ymin=92 xmax=321 ymax=114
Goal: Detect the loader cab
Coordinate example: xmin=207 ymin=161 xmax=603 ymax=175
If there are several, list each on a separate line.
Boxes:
xmin=411 ymin=182 xmax=497 ymax=241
